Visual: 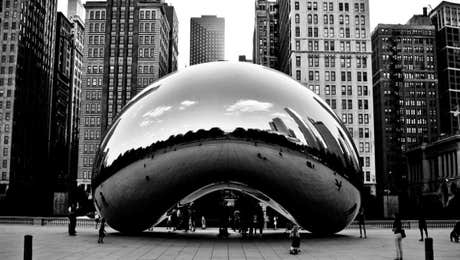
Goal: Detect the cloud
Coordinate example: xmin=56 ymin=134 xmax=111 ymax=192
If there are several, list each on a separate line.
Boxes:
xmin=140 ymin=106 xmax=171 ymax=127
xmin=226 ymin=99 xmax=273 ymax=114
xmin=179 ymin=100 xmax=197 ymax=110
xmin=143 ymin=106 xmax=172 ymax=119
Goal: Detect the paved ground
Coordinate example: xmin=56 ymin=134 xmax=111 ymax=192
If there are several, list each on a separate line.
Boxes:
xmin=0 ymin=225 xmax=459 ymax=259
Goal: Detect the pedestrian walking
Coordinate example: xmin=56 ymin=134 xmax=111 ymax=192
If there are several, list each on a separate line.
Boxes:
xmin=289 ymin=225 xmax=301 ymax=255
xmin=98 ymin=218 xmax=106 ymax=244
xmin=418 ymin=213 xmax=428 ymax=241
xmin=358 ymin=207 xmax=366 ymax=238
xmin=392 ymin=213 xmax=405 ymax=260
xmin=450 ymin=221 xmax=460 ymax=242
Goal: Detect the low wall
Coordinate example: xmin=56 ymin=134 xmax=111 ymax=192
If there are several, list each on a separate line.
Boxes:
xmin=0 ymin=217 xmax=457 ymax=229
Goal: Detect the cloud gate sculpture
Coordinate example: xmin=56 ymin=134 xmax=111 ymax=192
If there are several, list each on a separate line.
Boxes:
xmin=92 ymin=62 xmax=362 ymax=234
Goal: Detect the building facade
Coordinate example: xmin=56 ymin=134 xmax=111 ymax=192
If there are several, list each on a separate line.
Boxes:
xmin=430 ymin=1 xmax=460 ymax=136
xmin=405 ymin=135 xmax=460 ymax=217
xmin=0 ymin=0 xmax=57 ymax=215
xmin=78 ymin=0 xmax=177 ymax=191
xmin=274 ymin=0 xmax=375 ymax=191
xmin=68 ymin=0 xmax=86 ymax=21
xmin=253 ymin=0 xmax=279 ymax=69
xmin=78 ymin=1 xmax=106 ymax=191
xmin=190 ymin=15 xmax=225 ymax=65
xmin=371 ymin=11 xmax=438 ymax=215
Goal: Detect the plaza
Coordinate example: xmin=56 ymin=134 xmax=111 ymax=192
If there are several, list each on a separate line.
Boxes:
xmin=0 ymin=224 xmax=459 ymax=259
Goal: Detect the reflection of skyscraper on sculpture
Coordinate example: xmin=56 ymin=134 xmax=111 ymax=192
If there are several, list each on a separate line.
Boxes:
xmin=269 ymin=117 xmax=296 ymax=138
xmin=284 ymin=108 xmax=326 ymax=150
xmin=310 ymin=119 xmax=342 ymax=156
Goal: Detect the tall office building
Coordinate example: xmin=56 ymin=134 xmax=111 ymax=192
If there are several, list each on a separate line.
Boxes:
xmin=68 ymin=0 xmax=86 ymax=21
xmin=274 ymin=0 xmax=376 ymax=191
xmin=430 ymin=1 xmax=460 ymax=136
xmin=165 ymin=5 xmax=178 ymax=72
xmin=190 ymin=15 xmax=225 ymax=65
xmin=253 ymin=0 xmax=279 ymax=69
xmin=372 ymin=9 xmax=438 ymax=215
xmin=0 ymin=0 xmax=57 ymax=215
xmin=78 ymin=1 xmax=106 ymax=191
xmin=78 ymin=0 xmax=177 ymax=190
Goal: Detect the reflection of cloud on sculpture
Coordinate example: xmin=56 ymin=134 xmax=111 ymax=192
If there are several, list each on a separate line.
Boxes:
xmin=226 ymin=99 xmax=273 ymax=115
xmin=140 ymin=106 xmax=171 ymax=127
xmin=271 ymin=112 xmax=290 ymax=119
xmin=179 ymin=100 xmax=197 ymax=110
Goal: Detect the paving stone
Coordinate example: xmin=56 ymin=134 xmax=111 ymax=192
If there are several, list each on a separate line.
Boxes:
xmin=0 ymin=225 xmax=459 ymax=259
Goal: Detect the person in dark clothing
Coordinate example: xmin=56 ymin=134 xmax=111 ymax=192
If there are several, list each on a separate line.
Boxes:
xmin=68 ymin=204 xmax=77 ymax=236
xmin=98 ymin=218 xmax=106 ymax=244
xmin=451 ymin=221 xmax=460 ymax=242
xmin=418 ymin=214 xmax=428 ymax=241
xmin=392 ymin=213 xmax=404 ymax=260
xmin=289 ymin=225 xmax=301 ymax=255
xmin=358 ymin=207 xmax=366 ymax=238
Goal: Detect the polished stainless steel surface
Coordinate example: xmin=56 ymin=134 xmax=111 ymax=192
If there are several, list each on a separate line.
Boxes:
xmin=92 ymin=62 xmax=362 ymax=234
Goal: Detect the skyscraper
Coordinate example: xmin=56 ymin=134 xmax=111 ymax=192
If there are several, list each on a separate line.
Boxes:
xmin=68 ymin=0 xmax=86 ymax=21
xmin=50 ymin=12 xmax=76 ymax=214
xmin=190 ymin=15 xmax=225 ymax=65
xmin=0 ymin=0 xmax=58 ymax=215
xmin=78 ymin=1 xmax=106 ymax=192
xmin=272 ymin=0 xmax=376 ymax=191
xmin=78 ymin=0 xmax=178 ymax=190
xmin=430 ymin=1 xmax=460 ymax=136
xmin=372 ymin=9 xmax=438 ymax=215
xmin=253 ymin=0 xmax=279 ymax=69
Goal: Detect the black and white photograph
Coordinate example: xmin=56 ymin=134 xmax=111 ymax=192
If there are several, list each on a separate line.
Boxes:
xmin=0 ymin=0 xmax=459 ymax=259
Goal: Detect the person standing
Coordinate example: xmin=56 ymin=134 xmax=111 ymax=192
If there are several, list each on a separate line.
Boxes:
xmin=289 ymin=225 xmax=301 ymax=255
xmin=98 ymin=218 xmax=106 ymax=244
xmin=68 ymin=204 xmax=77 ymax=236
xmin=418 ymin=213 xmax=428 ymax=241
xmin=201 ymin=216 xmax=206 ymax=229
xmin=358 ymin=207 xmax=367 ymax=238
xmin=392 ymin=213 xmax=404 ymax=260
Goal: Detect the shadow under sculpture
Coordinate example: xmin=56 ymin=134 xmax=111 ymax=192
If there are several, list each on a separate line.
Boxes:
xmin=92 ymin=62 xmax=363 ymax=235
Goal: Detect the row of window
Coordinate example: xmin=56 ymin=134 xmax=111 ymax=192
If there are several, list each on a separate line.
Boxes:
xmin=86 ymin=78 xmax=103 ymax=87
xmin=88 ymin=35 xmax=105 ymax=45
xmin=307 ymin=84 xmax=369 ymax=97
xmin=85 ymin=103 xmax=101 ymax=114
xmin=88 ymin=23 xmax=106 ymax=33
xmin=296 ymin=55 xmax=368 ymax=69
xmin=86 ymin=91 xmax=102 ymax=100
xmin=89 ymin=10 xmax=106 ymax=20
xmin=295 ymin=40 xmax=367 ymax=52
xmin=358 ymin=142 xmax=371 ymax=153
xmin=83 ymin=144 xmax=98 ymax=153
xmin=83 ymin=130 xmax=101 ymax=140
xmin=83 ymin=117 xmax=101 ymax=127
xmin=295 ymin=1 xmax=366 ymax=13
xmin=341 ymin=113 xmax=370 ymax=125
xmin=296 ymin=70 xmax=368 ymax=82
xmin=139 ymin=10 xmax=156 ymax=20
xmin=87 ymin=47 xmax=104 ymax=58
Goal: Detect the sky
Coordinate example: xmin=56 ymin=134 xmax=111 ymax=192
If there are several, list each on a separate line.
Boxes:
xmin=58 ymin=0 xmax=453 ymax=69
